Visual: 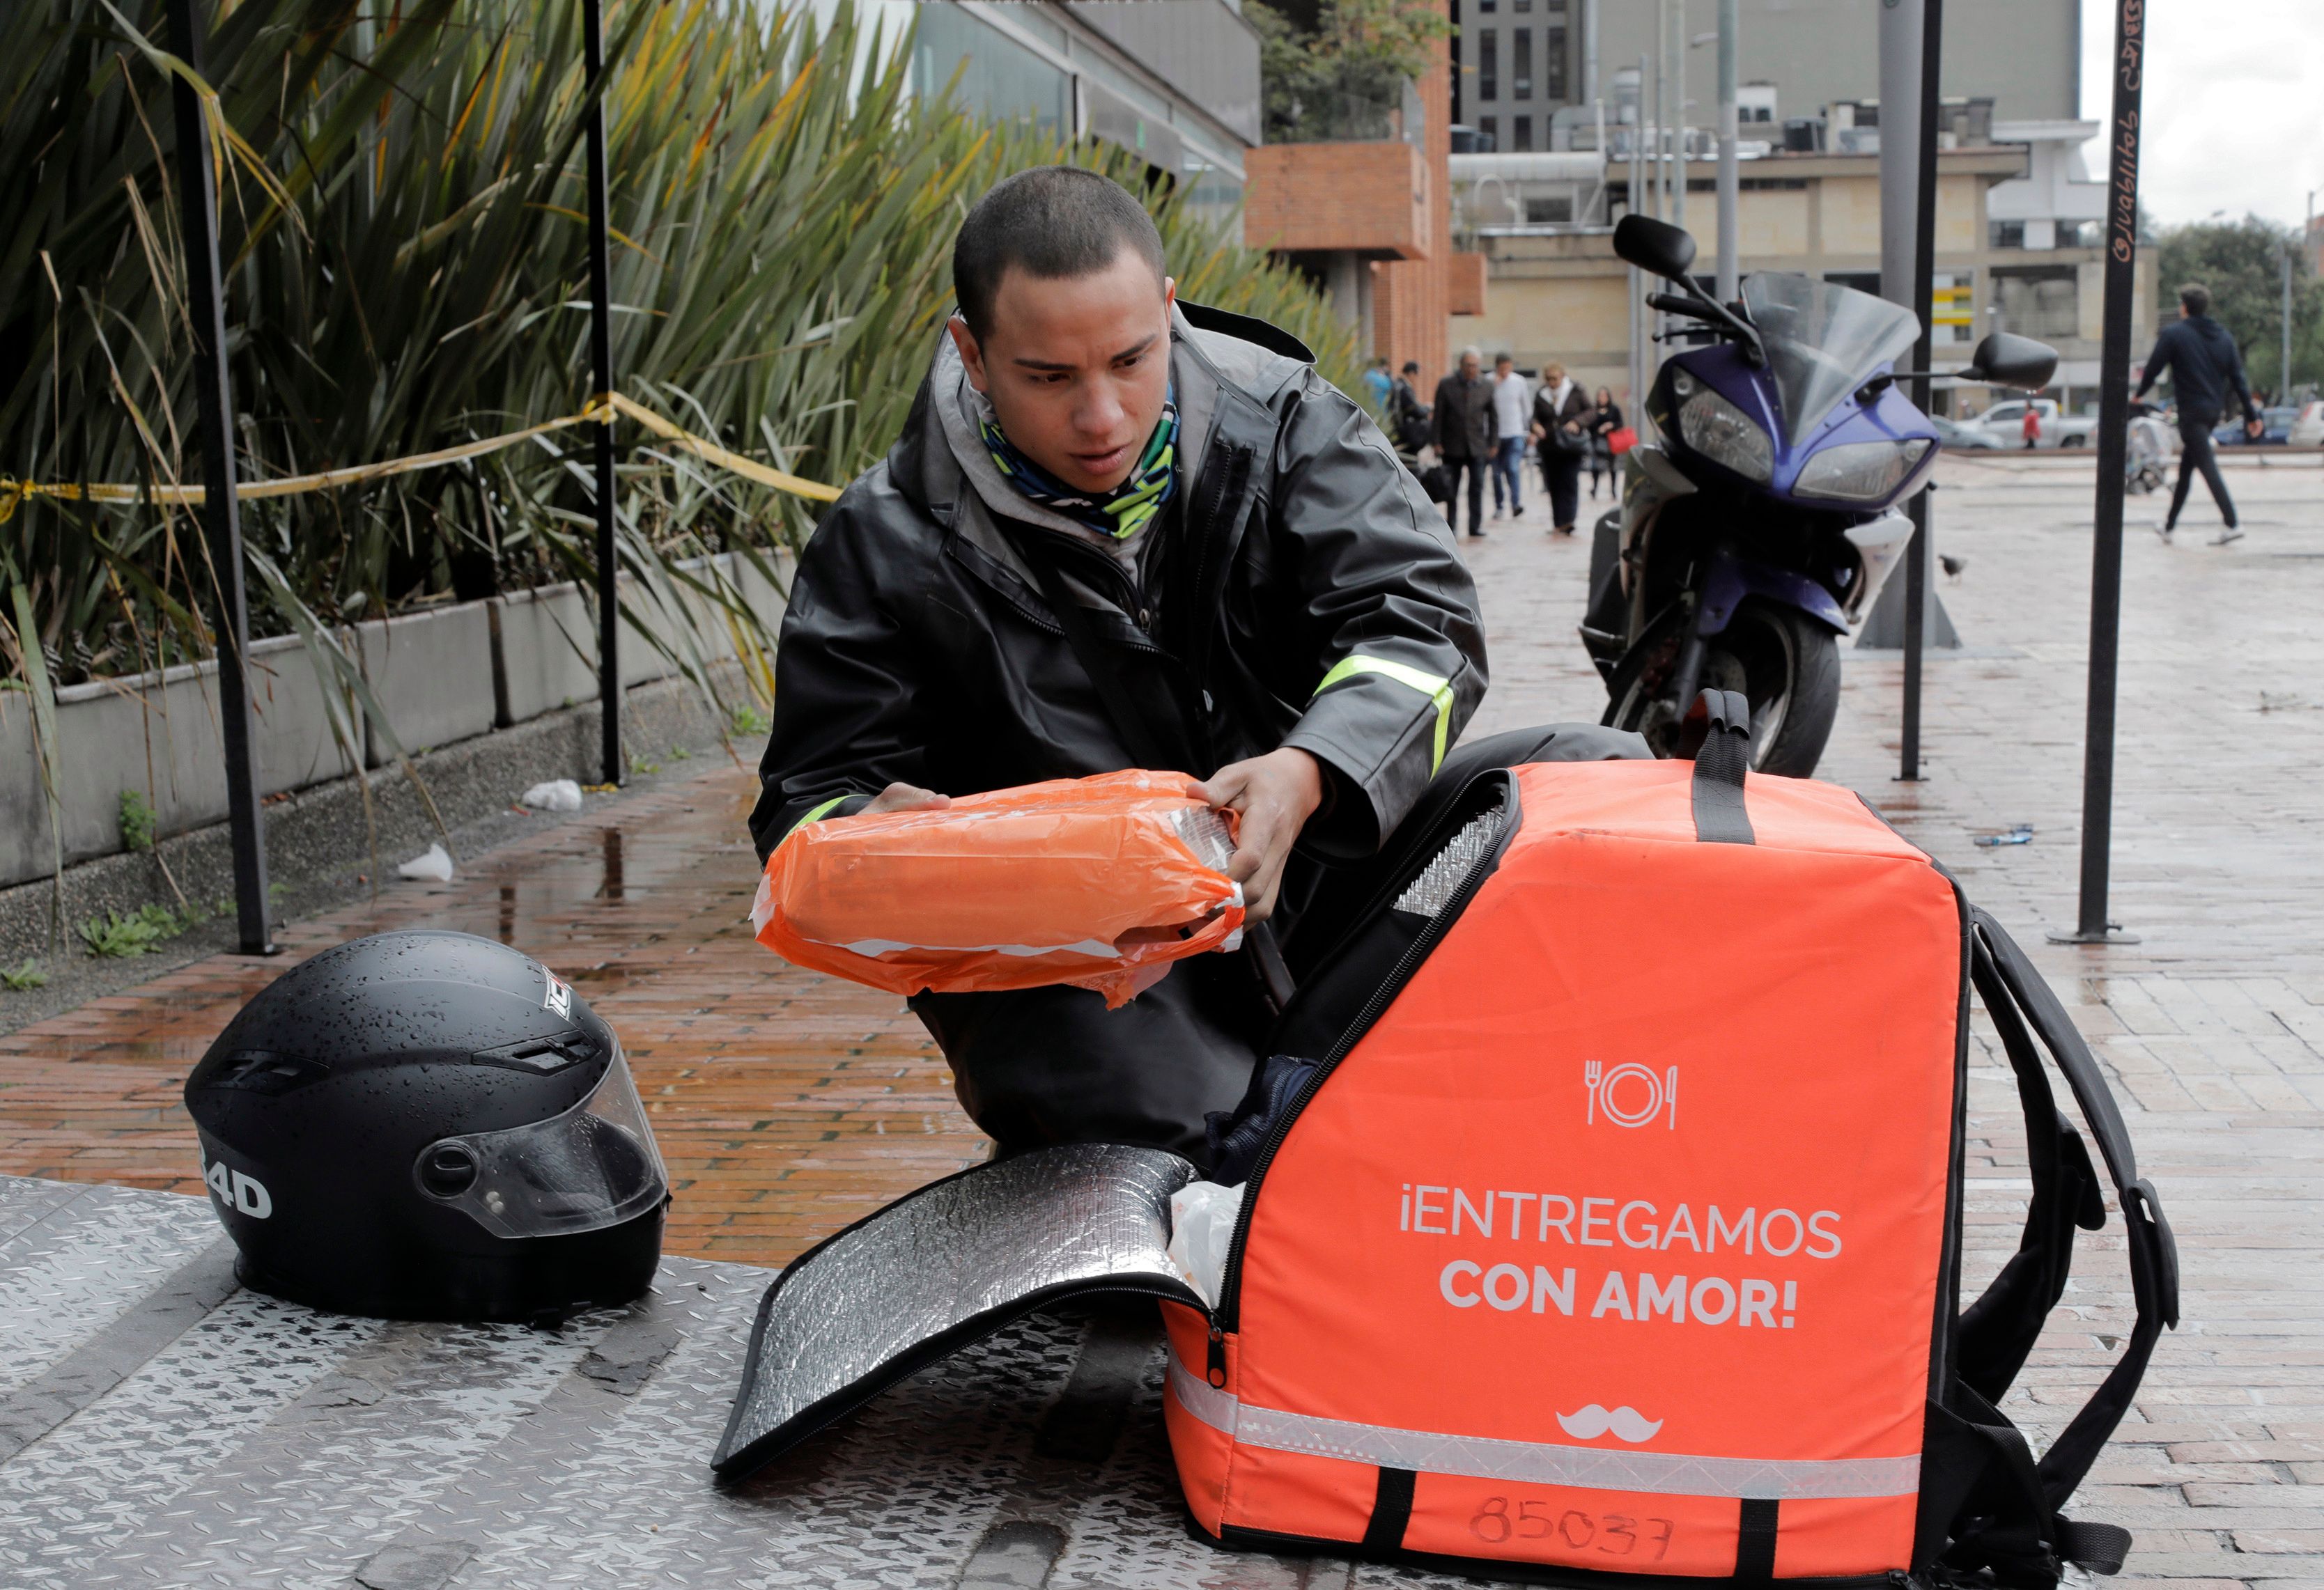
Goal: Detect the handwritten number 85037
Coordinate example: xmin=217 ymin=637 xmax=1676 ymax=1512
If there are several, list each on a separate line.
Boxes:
xmin=1469 ymin=1497 xmax=1673 ymax=1559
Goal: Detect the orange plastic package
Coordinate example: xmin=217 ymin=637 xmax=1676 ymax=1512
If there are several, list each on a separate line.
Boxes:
xmin=750 ymin=770 xmax=1245 ymax=1008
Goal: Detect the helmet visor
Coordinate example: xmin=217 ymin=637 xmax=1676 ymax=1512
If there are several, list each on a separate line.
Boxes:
xmin=417 ymin=1049 xmax=668 ymax=1238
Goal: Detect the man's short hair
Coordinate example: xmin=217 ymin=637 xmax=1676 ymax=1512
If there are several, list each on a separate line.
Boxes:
xmin=1494 ymin=352 xmax=1514 ymax=366
xmin=1402 ymin=361 xmax=1420 ymax=375
xmin=953 ymin=166 xmax=1167 ymax=341
xmin=2178 ymin=282 xmax=2210 ymax=316
xmin=1460 ymin=345 xmax=1482 ymax=364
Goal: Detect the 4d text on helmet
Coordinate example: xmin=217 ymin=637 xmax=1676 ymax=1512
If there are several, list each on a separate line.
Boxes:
xmin=201 ymin=1152 xmax=272 ymax=1217
xmin=1403 ymin=1064 xmax=1841 ymax=1342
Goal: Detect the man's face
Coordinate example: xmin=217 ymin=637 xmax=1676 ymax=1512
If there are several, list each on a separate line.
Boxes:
xmin=950 ymin=249 xmax=1175 ymax=495
xmin=1545 ymin=364 xmax=1565 ymax=385
xmin=1460 ymin=352 xmax=1482 ymax=380
xmin=1495 ymin=359 xmax=1513 ymax=380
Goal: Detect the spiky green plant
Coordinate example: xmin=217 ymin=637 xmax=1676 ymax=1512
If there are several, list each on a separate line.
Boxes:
xmin=2 ymin=0 xmax=1360 ymax=738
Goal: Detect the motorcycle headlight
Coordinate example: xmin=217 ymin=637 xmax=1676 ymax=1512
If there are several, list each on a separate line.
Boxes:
xmin=1793 ymin=438 xmax=1935 ymax=504
xmin=1675 ymin=384 xmax=1774 ymax=481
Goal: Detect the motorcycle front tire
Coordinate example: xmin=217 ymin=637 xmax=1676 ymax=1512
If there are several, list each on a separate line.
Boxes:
xmin=1602 ymin=598 xmax=1842 ymax=777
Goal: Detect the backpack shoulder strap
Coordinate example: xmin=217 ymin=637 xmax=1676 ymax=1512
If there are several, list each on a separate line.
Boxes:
xmin=1957 ymin=948 xmax=2106 ymax=1403
xmin=1970 ymin=910 xmax=2180 ymax=1509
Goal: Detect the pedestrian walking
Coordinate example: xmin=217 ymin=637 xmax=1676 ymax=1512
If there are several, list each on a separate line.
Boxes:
xmin=1363 ymin=356 xmax=1393 ymax=409
xmin=2135 ymin=281 xmax=2264 ymax=544
xmin=1586 ymin=386 xmax=1622 ymax=499
xmin=2020 ymin=405 xmax=2041 ymax=449
xmin=1529 ymin=361 xmax=1590 ymax=536
xmin=1390 ymin=360 xmax=1432 ymax=456
xmin=1432 ymin=348 xmax=1496 ymax=538
xmin=1489 ymin=354 xmax=1530 ymax=519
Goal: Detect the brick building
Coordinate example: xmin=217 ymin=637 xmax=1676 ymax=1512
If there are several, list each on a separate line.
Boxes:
xmin=1243 ymin=37 xmax=1470 ymax=384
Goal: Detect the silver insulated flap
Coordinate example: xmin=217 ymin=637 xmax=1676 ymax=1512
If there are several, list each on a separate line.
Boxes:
xmin=713 ymin=1142 xmax=1200 ymax=1477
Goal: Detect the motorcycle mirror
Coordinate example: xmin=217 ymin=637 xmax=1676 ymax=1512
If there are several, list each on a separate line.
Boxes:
xmin=1962 ymin=332 xmax=2058 ymax=392
xmin=1613 ymin=215 xmax=1698 ymax=283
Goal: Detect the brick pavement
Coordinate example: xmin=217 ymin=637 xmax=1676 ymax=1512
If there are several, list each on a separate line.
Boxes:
xmin=1 ymin=451 xmax=2320 ymax=1584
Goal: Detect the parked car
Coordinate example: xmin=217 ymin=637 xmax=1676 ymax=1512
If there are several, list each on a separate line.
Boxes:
xmin=2216 ymin=406 xmax=2299 ymax=446
xmin=2291 ymin=400 xmax=2324 ymax=448
xmin=1930 ymin=413 xmax=2006 ymax=450
xmin=1959 ymin=397 xmax=2097 ymax=449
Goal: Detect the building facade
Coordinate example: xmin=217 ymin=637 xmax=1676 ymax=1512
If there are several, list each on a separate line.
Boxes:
xmin=1455 ymin=0 xmax=2141 ymax=414
xmin=1466 ymin=135 xmax=2153 ymax=414
xmin=899 ymin=0 xmax=1262 ymax=236
xmin=1454 ymin=0 xmax=2077 ymax=147
xmin=1244 ymin=35 xmax=1462 ymax=380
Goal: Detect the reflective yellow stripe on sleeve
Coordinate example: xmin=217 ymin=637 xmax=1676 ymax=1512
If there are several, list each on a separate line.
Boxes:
xmin=782 ymin=795 xmax=849 ymax=845
xmin=1311 ymin=655 xmax=1455 ymax=774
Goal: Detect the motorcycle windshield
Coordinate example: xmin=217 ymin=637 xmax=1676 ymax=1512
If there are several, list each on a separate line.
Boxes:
xmin=1743 ymin=274 xmax=1922 ymax=444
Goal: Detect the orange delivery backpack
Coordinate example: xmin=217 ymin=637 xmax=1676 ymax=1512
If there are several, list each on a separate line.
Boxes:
xmin=713 ymin=699 xmax=2178 ymax=1589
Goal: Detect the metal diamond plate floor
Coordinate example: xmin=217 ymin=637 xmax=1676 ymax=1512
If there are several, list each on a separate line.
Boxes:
xmin=0 ymin=1173 xmax=1482 ymax=1589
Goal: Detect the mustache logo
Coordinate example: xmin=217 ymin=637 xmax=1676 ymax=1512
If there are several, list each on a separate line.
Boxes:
xmin=1556 ymin=1404 xmax=1664 ymax=1443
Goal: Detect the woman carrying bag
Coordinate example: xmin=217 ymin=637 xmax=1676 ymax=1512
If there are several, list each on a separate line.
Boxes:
xmin=1586 ymin=387 xmax=1625 ymax=500
xmin=1529 ymin=361 xmax=1591 ymax=537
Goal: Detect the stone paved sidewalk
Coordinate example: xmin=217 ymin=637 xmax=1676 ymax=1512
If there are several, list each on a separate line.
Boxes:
xmin=1 ymin=453 xmax=2320 ymax=1586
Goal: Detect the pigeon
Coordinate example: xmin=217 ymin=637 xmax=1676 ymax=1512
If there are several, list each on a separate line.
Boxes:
xmin=1939 ymin=554 xmax=1967 ymax=582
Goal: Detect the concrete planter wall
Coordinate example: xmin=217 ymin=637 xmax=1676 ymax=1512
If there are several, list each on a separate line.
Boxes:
xmin=0 ymin=633 xmax=360 ymax=887
xmin=354 ymin=602 xmax=497 ymax=767
xmin=3 ymin=549 xmax=793 ymax=891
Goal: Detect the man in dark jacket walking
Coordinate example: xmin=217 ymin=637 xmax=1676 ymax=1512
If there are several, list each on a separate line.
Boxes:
xmin=1432 ymin=348 xmax=1496 ymax=538
xmin=2136 ymin=281 xmax=2263 ymax=543
xmin=750 ymin=168 xmax=1489 ymax=1166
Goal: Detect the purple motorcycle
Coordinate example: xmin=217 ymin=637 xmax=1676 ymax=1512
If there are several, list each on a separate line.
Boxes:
xmin=1582 ymin=215 xmax=2055 ymax=774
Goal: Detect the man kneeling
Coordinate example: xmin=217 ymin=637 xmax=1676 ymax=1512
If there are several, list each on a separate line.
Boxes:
xmin=750 ymin=167 xmax=1487 ymax=1167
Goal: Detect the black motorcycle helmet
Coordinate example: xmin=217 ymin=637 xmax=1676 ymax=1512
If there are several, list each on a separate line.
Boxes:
xmin=184 ymin=930 xmax=667 ymax=1323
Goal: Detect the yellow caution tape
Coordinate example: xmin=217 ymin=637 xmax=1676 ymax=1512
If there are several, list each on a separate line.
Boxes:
xmin=0 ymin=392 xmax=840 ymax=524
xmin=599 ymin=392 xmax=841 ymax=505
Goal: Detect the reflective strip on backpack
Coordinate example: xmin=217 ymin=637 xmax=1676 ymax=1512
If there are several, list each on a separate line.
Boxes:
xmin=1312 ymin=655 xmax=1455 ymax=775
xmin=1168 ymin=1358 xmax=1919 ymax=1502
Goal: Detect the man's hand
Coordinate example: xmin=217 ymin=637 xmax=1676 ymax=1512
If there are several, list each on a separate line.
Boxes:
xmin=1196 ymin=748 xmax=1324 ymax=924
xmin=861 ymin=781 xmax=950 ymax=816
xmin=2247 ymin=416 xmax=2265 ymax=439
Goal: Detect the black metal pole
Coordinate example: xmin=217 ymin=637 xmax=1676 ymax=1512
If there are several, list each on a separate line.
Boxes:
xmin=1898 ymin=0 xmax=1942 ymax=782
xmin=583 ymin=0 xmax=621 ymax=786
xmin=166 ymin=0 xmax=274 ymax=956
xmin=2054 ymin=0 xmax=2144 ymax=945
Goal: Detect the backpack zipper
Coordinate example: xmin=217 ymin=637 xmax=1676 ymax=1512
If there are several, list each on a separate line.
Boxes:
xmin=1211 ymin=779 xmax=1517 ymax=1341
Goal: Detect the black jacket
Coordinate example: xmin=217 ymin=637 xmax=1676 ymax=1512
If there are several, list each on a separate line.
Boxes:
xmin=750 ymin=302 xmax=1489 ymax=866
xmin=2135 ymin=313 xmax=2257 ymax=426
xmin=1389 ymin=375 xmax=1432 ymax=452
xmin=1432 ymin=371 xmax=1496 ymax=460
xmin=1533 ymin=380 xmax=1590 ymax=453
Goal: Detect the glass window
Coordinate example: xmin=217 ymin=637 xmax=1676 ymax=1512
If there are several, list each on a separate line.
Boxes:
xmin=1479 ymin=0 xmax=1496 ymax=11
xmin=912 ymin=4 xmax=1068 ymax=140
xmin=1989 ymin=219 xmax=2026 ymax=250
xmin=1513 ymin=114 xmax=1533 ymax=150
xmin=1515 ymin=0 xmax=1531 ymax=10
xmin=1514 ymin=28 xmax=1531 ymax=98
xmin=1479 ymin=116 xmax=1498 ymax=152
xmin=1545 ymin=25 xmax=1567 ymax=101
xmin=1180 ymin=153 xmax=1244 ymax=244
xmin=1526 ymin=194 xmax=1572 ymax=224
xmin=1479 ymin=29 xmax=1497 ymax=100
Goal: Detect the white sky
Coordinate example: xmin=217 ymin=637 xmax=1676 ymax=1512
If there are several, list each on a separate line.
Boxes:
xmin=2077 ymin=0 xmax=2324 ymax=229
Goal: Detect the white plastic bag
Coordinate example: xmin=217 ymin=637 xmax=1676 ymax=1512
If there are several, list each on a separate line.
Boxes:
xmin=520 ymin=779 xmax=584 ymax=813
xmin=1166 ymin=1180 xmax=1246 ymax=1307
xmin=396 ymin=842 xmax=456 ymax=882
